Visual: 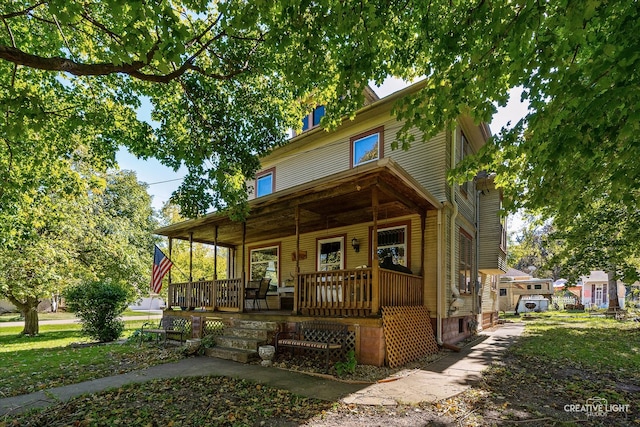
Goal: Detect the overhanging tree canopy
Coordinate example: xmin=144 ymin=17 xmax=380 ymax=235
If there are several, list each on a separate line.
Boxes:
xmin=1 ymin=1 xmax=638 ymax=227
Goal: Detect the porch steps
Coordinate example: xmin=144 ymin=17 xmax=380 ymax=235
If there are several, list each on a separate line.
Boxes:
xmin=204 ymin=319 xmax=280 ymax=364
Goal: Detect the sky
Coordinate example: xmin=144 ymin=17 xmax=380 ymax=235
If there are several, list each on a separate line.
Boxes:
xmin=116 ymin=78 xmax=529 ymax=229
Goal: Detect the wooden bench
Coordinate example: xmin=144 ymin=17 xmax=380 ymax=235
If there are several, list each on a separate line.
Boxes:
xmin=275 ymin=321 xmax=348 ymax=372
xmin=141 ymin=316 xmax=188 ymax=346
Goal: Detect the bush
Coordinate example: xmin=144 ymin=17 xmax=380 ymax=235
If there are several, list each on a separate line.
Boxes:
xmin=64 ymin=281 xmax=129 ymax=342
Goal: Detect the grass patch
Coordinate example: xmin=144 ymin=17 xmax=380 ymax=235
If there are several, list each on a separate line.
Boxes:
xmin=0 ymin=320 xmax=182 ymax=398
xmin=477 ymin=311 xmax=639 ymax=424
xmin=8 ymin=376 xmax=332 ymax=427
xmin=514 ymin=311 xmax=639 ymax=374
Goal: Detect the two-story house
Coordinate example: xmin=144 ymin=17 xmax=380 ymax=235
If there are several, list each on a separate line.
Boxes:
xmin=154 ymin=82 xmax=507 ymax=367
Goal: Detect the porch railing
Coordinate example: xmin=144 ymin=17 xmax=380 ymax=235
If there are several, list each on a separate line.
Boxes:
xmin=167 ymin=269 xmax=423 ymax=316
xmin=379 ymin=269 xmax=423 ymax=307
xmin=167 ymin=278 xmax=242 ymax=311
xmin=297 ymin=268 xmax=423 ymax=316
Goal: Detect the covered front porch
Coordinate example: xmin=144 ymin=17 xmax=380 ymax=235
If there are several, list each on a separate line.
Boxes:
xmin=155 ymin=159 xmax=440 ymax=320
xmin=167 ymin=267 xmax=423 ymax=317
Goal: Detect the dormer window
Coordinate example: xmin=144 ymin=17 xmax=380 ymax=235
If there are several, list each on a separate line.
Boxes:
xmin=301 ymin=106 xmax=326 ymax=132
xmin=351 ymin=127 xmax=383 ymax=167
xmin=255 ymin=168 xmax=275 ymax=197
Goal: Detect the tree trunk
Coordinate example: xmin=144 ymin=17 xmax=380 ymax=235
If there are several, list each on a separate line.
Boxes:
xmin=5 ymin=294 xmax=40 ymax=335
xmin=607 ymin=269 xmax=621 ymax=312
xmin=22 ymin=306 xmax=40 ymax=336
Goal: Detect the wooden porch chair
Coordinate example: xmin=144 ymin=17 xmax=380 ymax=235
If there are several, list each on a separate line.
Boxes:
xmin=246 ymin=278 xmax=271 ymax=310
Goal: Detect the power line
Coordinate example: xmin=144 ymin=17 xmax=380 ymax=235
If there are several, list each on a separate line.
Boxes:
xmin=146 ymin=177 xmax=184 ymax=186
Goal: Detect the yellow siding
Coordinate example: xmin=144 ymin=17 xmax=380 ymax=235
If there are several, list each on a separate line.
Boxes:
xmin=253 ymin=114 xmax=451 ymax=204
xmin=423 ymin=212 xmax=439 ymax=311
xmin=240 ymin=215 xmax=426 ymax=285
xmin=480 ymin=273 xmax=499 ymax=314
xmin=478 ymin=189 xmax=507 ymax=273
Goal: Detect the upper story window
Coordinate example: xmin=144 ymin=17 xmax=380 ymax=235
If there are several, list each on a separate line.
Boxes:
xmin=351 ymin=127 xmax=384 ymax=167
xmin=459 ymin=229 xmax=473 ymax=294
xmin=301 ymin=105 xmax=326 ymax=132
xmin=255 ymin=168 xmax=275 ymax=197
xmin=499 ymin=198 xmax=507 ymax=251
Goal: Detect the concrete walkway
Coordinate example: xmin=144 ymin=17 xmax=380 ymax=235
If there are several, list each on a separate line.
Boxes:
xmin=0 ymin=322 xmax=524 ymax=417
xmin=343 ymin=322 xmax=524 ymax=405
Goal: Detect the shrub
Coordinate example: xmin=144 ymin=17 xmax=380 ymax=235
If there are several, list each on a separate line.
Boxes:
xmin=335 ymin=350 xmax=357 ymax=377
xmin=65 ymin=281 xmax=129 ymax=342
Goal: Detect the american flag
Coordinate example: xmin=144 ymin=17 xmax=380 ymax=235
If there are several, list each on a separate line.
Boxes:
xmin=151 ymin=245 xmax=173 ymax=294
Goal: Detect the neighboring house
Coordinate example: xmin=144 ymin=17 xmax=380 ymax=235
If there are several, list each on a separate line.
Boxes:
xmin=552 ymin=279 xmax=582 ymax=306
xmin=498 ymin=268 xmax=553 ymax=313
xmin=580 ymin=271 xmax=628 ymax=309
xmin=154 ymin=82 xmax=507 ymax=366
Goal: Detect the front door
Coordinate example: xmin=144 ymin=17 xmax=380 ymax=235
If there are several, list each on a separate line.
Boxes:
xmin=594 ymin=284 xmax=604 ymax=307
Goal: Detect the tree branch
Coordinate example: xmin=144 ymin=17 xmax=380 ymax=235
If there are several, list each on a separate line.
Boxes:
xmin=0 ymin=2 xmax=46 ymax=20
xmin=0 ymin=44 xmax=256 ymax=82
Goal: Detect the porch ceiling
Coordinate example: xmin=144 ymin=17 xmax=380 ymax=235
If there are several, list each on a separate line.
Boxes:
xmin=155 ymin=159 xmax=441 ymax=246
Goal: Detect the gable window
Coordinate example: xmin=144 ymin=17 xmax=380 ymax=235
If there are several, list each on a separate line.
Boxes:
xmin=499 ymin=288 xmax=507 ymax=296
xmin=459 ymin=229 xmax=473 ymax=294
xmin=317 ymin=237 xmax=344 ymax=271
xmin=255 ymin=169 xmax=274 ymax=197
xmin=351 ymin=127 xmax=383 ymax=167
xmin=376 ymin=225 xmax=408 ymax=267
xmin=301 ymin=105 xmax=326 ymax=132
xmin=250 ymin=246 xmax=279 ymax=284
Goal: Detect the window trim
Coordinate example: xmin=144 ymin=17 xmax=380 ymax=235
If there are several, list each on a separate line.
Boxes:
xmin=316 ymin=235 xmax=346 ymax=271
xmin=255 ymin=167 xmax=275 ymax=197
xmin=459 ymin=228 xmax=473 ymax=294
xmin=350 ymin=126 xmax=384 ymax=168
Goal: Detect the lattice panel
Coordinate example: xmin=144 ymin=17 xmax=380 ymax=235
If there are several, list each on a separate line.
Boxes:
xmin=202 ymin=318 xmax=225 ymax=338
xmin=382 ymin=306 xmax=439 ymax=368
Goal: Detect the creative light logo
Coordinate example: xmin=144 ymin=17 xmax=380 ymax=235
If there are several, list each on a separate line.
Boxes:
xmin=564 ymin=397 xmax=630 ymax=418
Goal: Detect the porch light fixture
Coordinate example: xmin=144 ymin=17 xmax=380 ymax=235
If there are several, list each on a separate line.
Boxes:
xmin=351 ymin=237 xmax=360 ymax=252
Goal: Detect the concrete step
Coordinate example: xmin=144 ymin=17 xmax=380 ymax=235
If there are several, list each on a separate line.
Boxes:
xmin=229 ymin=319 xmax=280 ymax=331
xmin=225 ymin=326 xmax=272 ymax=341
xmin=216 ymin=335 xmax=264 ymax=351
xmin=204 ymin=346 xmax=258 ymax=364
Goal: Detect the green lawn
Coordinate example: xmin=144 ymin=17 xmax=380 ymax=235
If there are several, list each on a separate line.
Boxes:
xmin=0 ymin=309 xmax=160 ymax=323
xmin=514 ymin=311 xmax=639 ymax=373
xmin=0 ymin=320 xmax=183 ymax=398
xmin=2 ymin=310 xmax=638 ymax=426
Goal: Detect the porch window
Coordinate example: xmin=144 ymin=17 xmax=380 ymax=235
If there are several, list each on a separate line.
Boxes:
xmin=459 ymin=230 xmax=473 ymax=294
xmin=256 ymin=169 xmax=274 ymax=197
xmin=351 ymin=127 xmax=383 ymax=167
xmin=376 ymin=226 xmax=407 ymax=267
xmin=318 ymin=237 xmax=344 ymax=271
xmin=250 ymin=246 xmax=279 ymax=284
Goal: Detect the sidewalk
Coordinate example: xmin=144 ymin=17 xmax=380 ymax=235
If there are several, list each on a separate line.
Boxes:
xmin=0 ymin=322 xmax=524 ymax=417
